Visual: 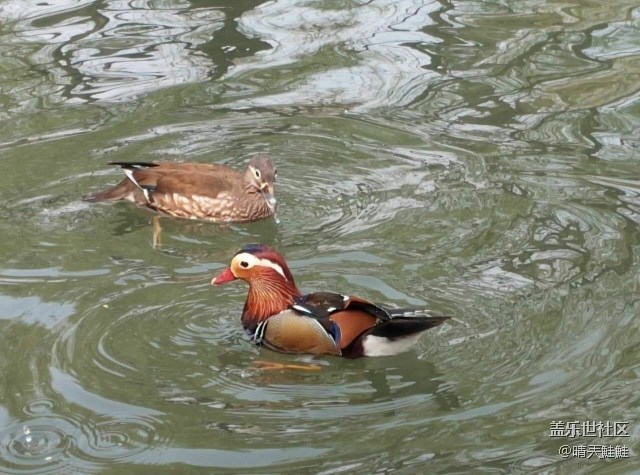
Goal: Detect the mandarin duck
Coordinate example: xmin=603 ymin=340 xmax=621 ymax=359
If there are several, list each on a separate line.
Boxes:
xmin=84 ymin=154 xmax=277 ymax=222
xmin=213 ymin=244 xmax=450 ymax=358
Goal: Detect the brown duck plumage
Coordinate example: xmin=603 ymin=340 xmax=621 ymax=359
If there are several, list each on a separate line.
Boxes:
xmin=84 ymin=154 xmax=277 ymax=222
xmin=212 ymin=244 xmax=450 ymax=358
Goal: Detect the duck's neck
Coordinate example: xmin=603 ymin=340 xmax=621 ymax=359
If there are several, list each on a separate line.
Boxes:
xmin=242 ymin=278 xmax=301 ymax=333
xmin=240 ymin=183 xmax=271 ymax=218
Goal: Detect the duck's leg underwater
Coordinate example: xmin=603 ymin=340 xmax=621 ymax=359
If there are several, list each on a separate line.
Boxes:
xmin=152 ymin=215 xmax=162 ymax=248
xmin=254 ymin=360 xmax=323 ymax=371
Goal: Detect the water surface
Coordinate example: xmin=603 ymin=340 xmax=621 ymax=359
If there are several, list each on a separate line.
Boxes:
xmin=0 ymin=0 xmax=639 ymax=473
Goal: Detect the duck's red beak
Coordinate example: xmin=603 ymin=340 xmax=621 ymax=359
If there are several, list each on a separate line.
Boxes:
xmin=212 ymin=267 xmax=237 ymax=285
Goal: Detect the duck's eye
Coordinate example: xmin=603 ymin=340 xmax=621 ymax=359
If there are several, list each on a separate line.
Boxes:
xmin=255 ymin=169 xmax=261 ymax=179
xmin=274 ymin=169 xmax=277 ymax=180
xmin=240 ymin=261 xmax=249 ymax=268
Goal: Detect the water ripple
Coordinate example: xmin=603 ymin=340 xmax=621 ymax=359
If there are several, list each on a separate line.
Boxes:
xmin=2 ymin=0 xmax=640 ymax=473
xmin=0 ymin=0 xmax=224 ymax=106
xmin=226 ymin=0 xmax=442 ymax=111
xmin=1 ymin=420 xmax=72 ymax=474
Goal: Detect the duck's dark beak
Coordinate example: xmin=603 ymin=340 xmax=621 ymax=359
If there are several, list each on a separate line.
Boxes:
xmin=212 ymin=268 xmax=237 ymax=285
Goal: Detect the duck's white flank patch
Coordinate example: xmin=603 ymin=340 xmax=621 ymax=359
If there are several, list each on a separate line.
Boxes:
xmin=362 ymin=334 xmax=422 ymax=357
xmin=174 ymin=193 xmax=190 ymax=206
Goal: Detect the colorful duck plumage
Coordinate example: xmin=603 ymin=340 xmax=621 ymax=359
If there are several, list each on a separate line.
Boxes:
xmin=213 ymin=244 xmax=449 ymax=358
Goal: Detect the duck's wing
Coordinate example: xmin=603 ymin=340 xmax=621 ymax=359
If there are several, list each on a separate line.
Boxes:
xmin=291 ymin=292 xmax=450 ymax=357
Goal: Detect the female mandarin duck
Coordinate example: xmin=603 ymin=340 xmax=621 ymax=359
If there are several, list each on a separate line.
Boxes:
xmin=84 ymin=154 xmax=277 ymax=222
xmin=213 ymin=244 xmax=449 ymax=358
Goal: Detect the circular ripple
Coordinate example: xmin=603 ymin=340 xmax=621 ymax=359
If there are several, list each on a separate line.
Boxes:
xmin=82 ymin=416 xmax=170 ymax=464
xmin=22 ymin=399 xmax=56 ymax=417
xmin=0 ymin=421 xmax=69 ymax=472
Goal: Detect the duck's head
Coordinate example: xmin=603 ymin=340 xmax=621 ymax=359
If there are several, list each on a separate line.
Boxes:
xmin=244 ymin=154 xmax=277 ymax=212
xmin=212 ymin=244 xmax=295 ymax=287
xmin=212 ymin=244 xmax=299 ymax=329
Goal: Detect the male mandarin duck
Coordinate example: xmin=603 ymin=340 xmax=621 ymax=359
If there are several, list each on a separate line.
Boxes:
xmin=212 ymin=244 xmax=450 ymax=358
xmin=84 ymin=154 xmax=277 ymax=222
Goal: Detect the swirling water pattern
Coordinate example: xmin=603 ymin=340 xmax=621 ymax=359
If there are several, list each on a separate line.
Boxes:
xmin=0 ymin=0 xmax=639 ymax=473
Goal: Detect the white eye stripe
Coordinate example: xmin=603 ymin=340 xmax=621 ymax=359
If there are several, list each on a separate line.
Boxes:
xmin=257 ymin=258 xmax=286 ymax=279
xmin=234 ymin=253 xmax=287 ymax=280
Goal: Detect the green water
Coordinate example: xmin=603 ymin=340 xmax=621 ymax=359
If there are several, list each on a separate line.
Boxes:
xmin=0 ymin=0 xmax=638 ymax=473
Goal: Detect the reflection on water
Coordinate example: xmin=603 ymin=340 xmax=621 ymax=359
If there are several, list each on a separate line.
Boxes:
xmin=227 ymin=0 xmax=442 ymax=111
xmin=2 ymin=0 xmax=222 ymax=103
xmin=1 ymin=0 xmax=640 ymax=473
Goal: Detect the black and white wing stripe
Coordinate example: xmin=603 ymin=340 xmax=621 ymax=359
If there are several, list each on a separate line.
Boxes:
xmin=291 ymin=292 xmax=394 ymax=322
xmin=251 ymin=321 xmax=268 ymax=346
xmin=109 ymin=162 xmax=158 ymax=203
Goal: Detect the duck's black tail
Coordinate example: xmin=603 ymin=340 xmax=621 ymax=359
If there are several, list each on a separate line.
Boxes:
xmin=342 ymin=314 xmax=450 ymax=358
